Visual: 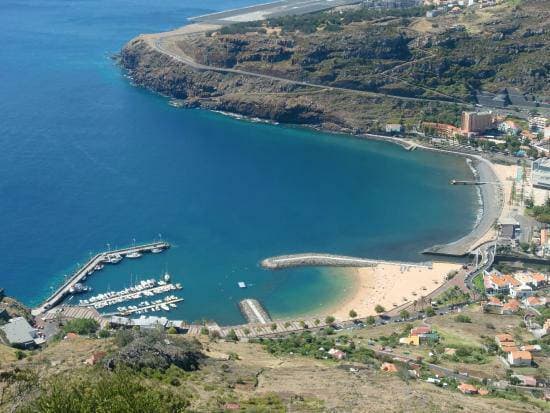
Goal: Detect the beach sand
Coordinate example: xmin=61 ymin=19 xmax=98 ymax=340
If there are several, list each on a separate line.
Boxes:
xmin=331 ymin=261 xmax=462 ymax=320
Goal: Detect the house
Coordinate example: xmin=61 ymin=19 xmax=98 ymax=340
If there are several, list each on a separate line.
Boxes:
xmin=543 ymin=319 xmax=550 ymax=336
xmin=328 ymin=348 xmax=346 ymax=360
xmin=482 ymin=296 xmax=504 ymax=313
xmin=478 ymin=388 xmax=490 ymax=396
xmin=385 ymin=124 xmax=404 ymax=134
xmin=223 ymin=403 xmax=241 ymax=411
xmin=380 ymin=362 xmax=398 ymax=373
xmin=399 ymin=335 xmax=420 ymax=346
xmin=512 ymin=375 xmax=537 ymax=387
xmin=458 ymin=383 xmax=478 ymax=394
xmin=400 ymin=325 xmax=438 ymax=345
xmin=501 ymin=299 xmax=521 ymax=314
xmin=495 ymin=333 xmax=514 ymax=347
xmin=484 ymin=272 xmax=520 ymax=295
xmin=523 ymin=296 xmax=546 ymax=308
xmin=85 ymin=351 xmax=106 ymax=366
xmin=500 ymin=343 xmax=519 ymax=353
xmin=64 ymin=332 xmax=79 ymax=340
xmin=509 ymin=284 xmax=532 ymax=299
xmin=507 ymin=351 xmax=532 ymax=367
xmin=0 ymin=317 xmax=39 ymax=349
xmin=515 ymin=272 xmax=547 ymax=289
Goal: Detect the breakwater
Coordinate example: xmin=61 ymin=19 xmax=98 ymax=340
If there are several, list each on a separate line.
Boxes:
xmin=261 ymin=253 xmax=432 ymax=269
xmin=239 ymin=299 xmax=272 ymax=324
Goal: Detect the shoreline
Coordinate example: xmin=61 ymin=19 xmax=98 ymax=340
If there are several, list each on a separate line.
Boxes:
xmin=119 ymin=22 xmax=512 ymax=325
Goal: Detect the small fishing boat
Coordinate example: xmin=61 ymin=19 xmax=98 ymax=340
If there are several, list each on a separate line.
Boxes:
xmin=238 ymin=281 xmax=247 ymax=289
xmin=125 ymin=252 xmax=142 ymax=259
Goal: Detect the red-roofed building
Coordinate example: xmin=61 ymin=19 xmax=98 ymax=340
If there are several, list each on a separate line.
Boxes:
xmin=495 ymin=333 xmax=514 ymax=347
xmin=458 ymin=383 xmax=478 ymax=394
xmin=508 ymin=351 xmax=532 ymax=367
xmin=524 ymin=296 xmax=546 ymax=308
xmin=502 ymin=299 xmax=521 ymax=314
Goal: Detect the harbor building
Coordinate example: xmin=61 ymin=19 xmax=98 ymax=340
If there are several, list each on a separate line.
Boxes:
xmin=461 ymin=111 xmax=494 ymax=134
xmin=0 ymin=317 xmax=44 ymax=349
xmin=532 ymin=158 xmax=550 ymax=189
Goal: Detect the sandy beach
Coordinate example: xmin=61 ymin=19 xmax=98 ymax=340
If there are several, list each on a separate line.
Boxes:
xmin=331 ymin=261 xmax=462 ymax=320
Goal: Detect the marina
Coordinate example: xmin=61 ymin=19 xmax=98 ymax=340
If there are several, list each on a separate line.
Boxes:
xmin=78 ymin=276 xmax=182 ymax=310
xmin=32 ymin=241 xmax=170 ymax=315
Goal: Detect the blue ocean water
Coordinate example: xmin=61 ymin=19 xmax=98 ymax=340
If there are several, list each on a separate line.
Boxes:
xmin=0 ymin=0 xmax=478 ymax=325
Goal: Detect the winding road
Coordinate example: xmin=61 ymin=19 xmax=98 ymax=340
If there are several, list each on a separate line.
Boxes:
xmin=148 ymin=31 xmax=472 ymax=107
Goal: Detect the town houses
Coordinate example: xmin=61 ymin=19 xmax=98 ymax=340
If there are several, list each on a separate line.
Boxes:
xmin=483 ymin=270 xmax=548 ymax=302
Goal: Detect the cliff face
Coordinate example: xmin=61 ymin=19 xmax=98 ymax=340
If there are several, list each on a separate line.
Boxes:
xmin=120 ymin=37 xmax=441 ymax=133
xmin=122 ymin=37 xmax=355 ymax=131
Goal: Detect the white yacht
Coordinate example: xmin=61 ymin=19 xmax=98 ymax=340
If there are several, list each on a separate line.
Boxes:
xmin=125 ymin=252 xmax=142 ymax=259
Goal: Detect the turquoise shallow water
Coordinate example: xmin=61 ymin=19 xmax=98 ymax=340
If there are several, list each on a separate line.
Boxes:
xmin=0 ymin=0 xmax=478 ymax=325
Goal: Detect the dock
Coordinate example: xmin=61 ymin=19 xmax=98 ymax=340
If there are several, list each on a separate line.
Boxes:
xmin=32 ymin=241 xmax=170 ymax=316
xmin=239 ymin=299 xmax=272 ymax=324
xmin=451 ymin=179 xmax=487 ymax=185
xmin=79 ymin=281 xmax=182 ymax=310
xmin=118 ymin=297 xmax=184 ymax=316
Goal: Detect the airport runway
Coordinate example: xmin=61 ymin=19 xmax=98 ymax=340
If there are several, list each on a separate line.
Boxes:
xmin=190 ymin=0 xmax=362 ymax=24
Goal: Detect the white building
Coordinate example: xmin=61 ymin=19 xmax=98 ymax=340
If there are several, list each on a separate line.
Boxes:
xmin=532 ymin=158 xmax=550 ymax=189
xmin=529 ymin=116 xmax=548 ymax=132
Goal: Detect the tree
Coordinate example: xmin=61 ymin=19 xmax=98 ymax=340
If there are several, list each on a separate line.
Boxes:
xmin=455 ymin=314 xmax=472 ymax=323
xmin=243 ymin=327 xmax=250 ymax=336
xmin=426 ymin=307 xmax=436 ymax=317
xmin=166 ymin=326 xmax=178 ymax=335
xmin=270 ymin=323 xmax=277 ymax=331
xmin=226 ymin=329 xmax=238 ymax=341
xmin=284 ymin=321 xmax=291 ymax=328
xmin=349 ymin=309 xmax=358 ymax=319
xmin=399 ymin=310 xmax=410 ymax=320
xmin=325 ymin=315 xmax=336 ymax=325
xmin=314 ymin=319 xmax=320 ymax=326
xmin=366 ymin=316 xmax=376 ymax=325
xmin=374 ymin=305 xmax=385 ymax=314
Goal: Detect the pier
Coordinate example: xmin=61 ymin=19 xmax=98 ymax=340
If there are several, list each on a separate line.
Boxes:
xmin=261 ymin=253 xmax=432 ymax=270
xmin=451 ymin=179 xmax=487 ymax=185
xmin=32 ymin=241 xmax=170 ymax=316
xmin=118 ymin=297 xmax=184 ymax=316
xmin=239 ymin=299 xmax=272 ymax=324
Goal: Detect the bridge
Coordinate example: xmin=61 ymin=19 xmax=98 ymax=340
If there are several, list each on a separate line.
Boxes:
xmin=32 ymin=241 xmax=170 ymax=316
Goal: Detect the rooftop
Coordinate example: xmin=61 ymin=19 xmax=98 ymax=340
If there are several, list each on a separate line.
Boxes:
xmin=0 ymin=317 xmax=36 ymax=346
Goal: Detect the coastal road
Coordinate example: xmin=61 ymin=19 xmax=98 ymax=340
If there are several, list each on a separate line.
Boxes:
xmin=148 ymin=31 xmax=472 ymax=108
